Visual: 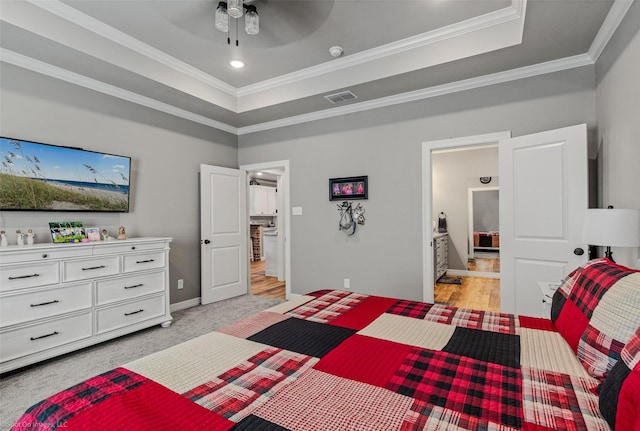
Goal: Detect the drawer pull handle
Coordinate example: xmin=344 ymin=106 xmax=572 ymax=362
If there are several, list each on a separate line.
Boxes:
xmin=9 ymin=273 xmax=40 ymax=280
xmin=136 ymin=259 xmax=155 ymax=264
xmin=30 ymin=331 xmax=59 ymax=341
xmin=124 ymin=283 xmax=144 ymax=289
xmin=30 ymin=300 xmax=60 ymax=307
xmin=125 ymin=309 xmax=144 ymax=316
xmin=82 ymin=265 xmax=106 ymax=271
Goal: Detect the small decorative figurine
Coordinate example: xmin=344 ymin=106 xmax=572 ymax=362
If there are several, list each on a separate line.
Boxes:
xmin=101 ymin=229 xmax=110 ymax=241
xmin=116 ymin=226 xmax=127 ymax=240
xmin=16 ymin=229 xmax=24 ymax=246
xmin=0 ymin=230 xmax=7 ymax=248
xmin=27 ymin=229 xmax=35 ymax=245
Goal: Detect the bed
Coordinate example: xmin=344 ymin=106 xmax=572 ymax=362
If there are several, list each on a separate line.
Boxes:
xmin=12 ymin=258 xmax=640 ymax=430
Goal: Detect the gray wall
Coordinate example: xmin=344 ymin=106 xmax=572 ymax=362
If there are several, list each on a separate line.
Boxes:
xmin=432 ymin=147 xmax=499 ymax=270
xmin=595 ymin=1 xmax=640 ymax=267
xmin=0 ymin=64 xmax=238 ymax=304
xmin=239 ymin=66 xmax=597 ymax=300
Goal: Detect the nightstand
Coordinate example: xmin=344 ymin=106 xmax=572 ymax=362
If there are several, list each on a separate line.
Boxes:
xmin=538 ymin=281 xmax=562 ymax=318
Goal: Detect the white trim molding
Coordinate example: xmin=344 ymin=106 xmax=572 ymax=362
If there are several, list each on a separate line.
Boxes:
xmin=170 ymin=297 xmax=201 ymax=313
xmin=0 ymin=0 xmax=631 ymax=135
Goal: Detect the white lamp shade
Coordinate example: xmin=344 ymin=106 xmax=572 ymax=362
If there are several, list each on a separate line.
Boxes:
xmin=583 ymin=208 xmax=640 ymax=247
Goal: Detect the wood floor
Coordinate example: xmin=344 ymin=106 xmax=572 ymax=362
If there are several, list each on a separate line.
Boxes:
xmin=467 ymin=256 xmax=500 ymax=273
xmin=435 ymin=275 xmax=500 ymax=312
xmin=250 ymin=258 xmax=498 ymax=309
xmin=250 ymin=260 xmax=286 ymax=300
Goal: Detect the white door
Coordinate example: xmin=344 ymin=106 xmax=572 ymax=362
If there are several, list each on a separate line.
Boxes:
xmin=200 ymin=165 xmax=248 ymax=304
xmin=499 ymin=124 xmax=588 ymax=317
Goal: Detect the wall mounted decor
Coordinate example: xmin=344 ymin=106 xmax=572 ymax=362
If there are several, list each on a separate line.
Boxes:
xmin=329 ymin=175 xmax=367 ymax=201
xmin=337 ymin=201 xmax=366 ymax=236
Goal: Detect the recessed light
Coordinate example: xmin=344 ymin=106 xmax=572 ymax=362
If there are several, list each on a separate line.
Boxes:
xmin=256 ymin=172 xmax=263 ymax=176
xmin=229 ymin=60 xmax=245 ymax=68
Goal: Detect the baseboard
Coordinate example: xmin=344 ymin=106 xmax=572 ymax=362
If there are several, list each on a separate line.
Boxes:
xmin=287 ymin=293 xmax=301 ymax=300
xmin=170 ymin=297 xmax=201 ymax=312
xmin=446 ymin=269 xmax=500 ymax=279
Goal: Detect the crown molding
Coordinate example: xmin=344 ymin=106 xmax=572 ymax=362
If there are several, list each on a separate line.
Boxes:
xmin=0 ymin=48 xmax=237 ymax=135
xmin=0 ymin=48 xmax=596 ymax=137
xmin=588 ymin=0 xmax=634 ymax=62
xmin=25 ymin=0 xmax=527 ymax=111
xmin=237 ymin=1 xmax=525 ymax=97
xmin=27 ymin=0 xmax=238 ymax=97
xmin=2 ymin=0 xmax=628 ymax=137
xmin=237 ymin=53 xmax=593 ymax=135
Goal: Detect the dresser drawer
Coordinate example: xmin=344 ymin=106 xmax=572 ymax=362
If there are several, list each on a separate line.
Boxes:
xmin=122 ymin=252 xmax=165 ymax=273
xmin=93 ymin=242 xmax=166 ymax=255
xmin=63 ymin=256 xmax=120 ymax=282
xmin=0 ymin=311 xmax=92 ymax=363
xmin=95 ymin=272 xmax=165 ymax=306
xmin=0 ymin=283 xmax=92 ymax=327
xmin=0 ymin=246 xmax=89 ymax=264
xmin=96 ymin=295 xmax=165 ymax=334
xmin=0 ymin=262 xmax=60 ymax=292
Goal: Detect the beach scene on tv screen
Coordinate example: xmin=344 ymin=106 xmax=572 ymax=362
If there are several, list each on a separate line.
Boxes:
xmin=0 ymin=137 xmax=130 ymax=211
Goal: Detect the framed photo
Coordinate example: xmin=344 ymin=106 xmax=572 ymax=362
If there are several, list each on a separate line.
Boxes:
xmin=49 ymin=221 xmax=86 ymax=243
xmin=330 ymin=176 xmax=368 ymax=201
xmin=85 ymin=227 xmax=101 ymax=241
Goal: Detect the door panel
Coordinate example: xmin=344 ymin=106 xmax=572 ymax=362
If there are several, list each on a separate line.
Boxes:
xmin=200 ymin=165 xmax=247 ymax=304
xmin=499 ymin=124 xmax=588 ymax=317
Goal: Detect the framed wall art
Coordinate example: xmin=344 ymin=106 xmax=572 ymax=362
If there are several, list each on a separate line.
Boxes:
xmin=329 ymin=176 xmax=368 ymax=201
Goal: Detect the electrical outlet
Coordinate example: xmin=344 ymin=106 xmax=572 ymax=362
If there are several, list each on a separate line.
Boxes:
xmin=343 ymin=278 xmax=350 ymax=290
xmin=177 ymin=279 xmax=184 ymax=289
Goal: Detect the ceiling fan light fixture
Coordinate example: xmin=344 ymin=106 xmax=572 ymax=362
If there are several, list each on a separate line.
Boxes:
xmin=227 ymin=0 xmax=243 ymax=18
xmin=215 ymin=2 xmax=229 ymax=32
xmin=244 ymin=5 xmax=259 ymax=35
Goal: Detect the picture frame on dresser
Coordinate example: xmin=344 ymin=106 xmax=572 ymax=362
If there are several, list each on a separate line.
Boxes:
xmin=85 ymin=227 xmax=100 ymax=241
xmin=49 ymin=221 xmax=85 ymax=243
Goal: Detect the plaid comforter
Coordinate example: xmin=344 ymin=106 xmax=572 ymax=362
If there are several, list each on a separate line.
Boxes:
xmin=13 ymin=290 xmax=610 ymax=430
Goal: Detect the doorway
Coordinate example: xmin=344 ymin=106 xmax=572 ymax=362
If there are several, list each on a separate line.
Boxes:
xmin=422 ymin=132 xmax=509 ymax=309
xmin=467 ymin=187 xmax=500 ymax=276
xmin=240 ymin=160 xmax=291 ymax=300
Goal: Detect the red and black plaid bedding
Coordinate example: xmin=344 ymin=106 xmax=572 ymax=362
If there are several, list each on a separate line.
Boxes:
xmin=13 ymin=290 xmax=611 ymax=430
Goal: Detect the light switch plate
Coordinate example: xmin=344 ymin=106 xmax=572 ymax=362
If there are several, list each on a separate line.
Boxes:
xmin=292 ymin=206 xmax=303 ymax=215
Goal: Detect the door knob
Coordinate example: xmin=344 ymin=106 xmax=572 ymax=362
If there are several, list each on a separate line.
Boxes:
xmin=204 ymin=239 xmax=211 ymax=244
xmin=573 ymin=247 xmax=584 ymax=256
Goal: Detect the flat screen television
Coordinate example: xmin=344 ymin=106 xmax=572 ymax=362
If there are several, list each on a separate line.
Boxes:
xmin=0 ymin=136 xmax=131 ymax=212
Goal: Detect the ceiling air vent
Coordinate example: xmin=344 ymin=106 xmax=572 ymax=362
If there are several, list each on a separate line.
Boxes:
xmin=324 ymin=90 xmax=357 ymax=104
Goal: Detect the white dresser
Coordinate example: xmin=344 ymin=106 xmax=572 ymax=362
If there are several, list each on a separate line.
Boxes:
xmin=433 ymin=233 xmax=449 ymax=281
xmin=0 ymin=237 xmax=172 ymax=373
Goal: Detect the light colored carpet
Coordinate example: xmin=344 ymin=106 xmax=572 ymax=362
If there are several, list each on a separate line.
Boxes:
xmin=0 ymin=294 xmax=284 ymax=430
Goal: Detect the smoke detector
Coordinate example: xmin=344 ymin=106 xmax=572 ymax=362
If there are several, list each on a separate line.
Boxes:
xmin=329 ymin=46 xmax=343 ymax=58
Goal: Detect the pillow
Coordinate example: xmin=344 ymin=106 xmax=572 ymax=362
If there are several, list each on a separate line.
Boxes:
xmin=599 ymin=326 xmax=640 ymax=430
xmin=551 ymin=258 xmax=640 ymax=381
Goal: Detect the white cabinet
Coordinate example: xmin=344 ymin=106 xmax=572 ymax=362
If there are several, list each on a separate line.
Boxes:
xmin=264 ymin=234 xmax=277 ymax=276
xmin=250 ymin=185 xmax=277 ymax=216
xmin=433 ymin=233 xmax=448 ymax=281
xmin=0 ymin=237 xmax=172 ymax=373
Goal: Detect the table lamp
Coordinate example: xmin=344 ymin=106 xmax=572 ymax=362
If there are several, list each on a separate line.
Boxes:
xmin=582 ymin=206 xmax=640 ymax=263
